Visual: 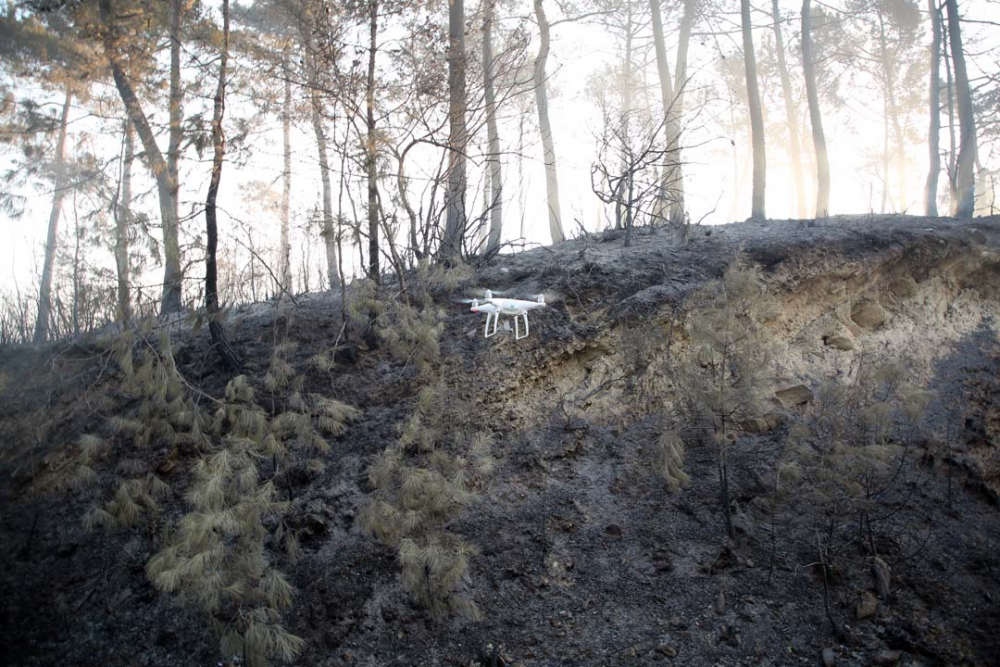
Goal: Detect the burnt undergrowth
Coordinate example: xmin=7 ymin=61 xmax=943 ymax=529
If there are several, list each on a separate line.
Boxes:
xmin=2 ymin=216 xmax=1000 ymax=667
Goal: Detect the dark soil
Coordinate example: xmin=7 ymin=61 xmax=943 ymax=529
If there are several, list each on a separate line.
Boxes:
xmin=2 ymin=215 xmax=1000 ymax=667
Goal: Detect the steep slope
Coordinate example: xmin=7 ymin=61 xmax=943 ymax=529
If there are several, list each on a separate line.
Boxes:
xmin=1 ymin=215 xmax=999 ymax=667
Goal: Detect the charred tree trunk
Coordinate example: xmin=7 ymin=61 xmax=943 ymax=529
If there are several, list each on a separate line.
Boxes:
xmin=205 ymin=0 xmax=239 ymax=371
xmin=71 ymin=193 xmax=81 ymax=337
xmin=335 ymin=116 xmax=350 ymax=341
xmin=620 ymin=0 xmax=634 ymax=237
xmin=925 ymin=0 xmax=941 ymax=216
xmin=802 ymin=0 xmax=830 ymax=217
xmin=396 ymin=144 xmax=421 ymax=262
xmin=279 ymin=49 xmax=293 ymax=295
xmin=33 ymin=86 xmax=71 ymax=343
xmin=115 ymin=120 xmax=133 ymax=325
xmin=881 ymin=98 xmax=891 ymax=213
xmin=306 ymin=48 xmax=340 ymax=290
xmin=366 ymin=1 xmax=380 ymax=281
xmin=650 ymin=0 xmax=677 ymax=227
xmin=441 ymin=0 xmax=469 ymax=260
xmin=668 ymin=0 xmax=695 ymax=227
xmin=533 ymin=0 xmax=565 ymax=244
xmin=649 ymin=0 xmax=679 ymax=230
xmin=942 ymin=15 xmax=958 ymax=209
xmin=771 ymin=0 xmax=807 ymax=217
xmin=944 ymin=0 xmax=976 ymax=217
xmin=741 ymin=0 xmax=766 ymax=220
xmin=164 ymin=0 xmax=183 ymax=313
xmin=483 ymin=0 xmax=503 ymax=255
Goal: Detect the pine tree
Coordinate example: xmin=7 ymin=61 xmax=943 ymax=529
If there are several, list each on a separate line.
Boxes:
xmin=672 ymin=255 xmax=777 ymax=537
xmin=148 ymin=375 xmax=304 ymax=667
xmin=361 ymin=381 xmax=494 ymax=619
xmin=79 ymin=326 xmax=208 ymax=537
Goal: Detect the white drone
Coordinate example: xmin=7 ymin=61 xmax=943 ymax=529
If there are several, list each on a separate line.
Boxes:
xmin=462 ymin=290 xmax=547 ymax=340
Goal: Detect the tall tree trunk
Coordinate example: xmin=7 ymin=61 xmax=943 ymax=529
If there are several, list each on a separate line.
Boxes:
xmin=163 ymin=0 xmax=183 ymax=313
xmin=620 ymin=0 xmax=634 ymax=235
xmin=942 ymin=16 xmax=958 ymax=209
xmin=533 ymin=0 xmax=565 ymax=244
xmin=944 ymin=0 xmax=976 ymax=218
xmin=33 ymin=86 xmax=72 ymax=343
xmin=116 ymin=120 xmax=133 ymax=325
xmin=366 ymin=0 xmax=380 ymax=281
xmin=441 ymin=0 xmax=468 ymax=259
xmin=877 ymin=12 xmax=907 ymax=212
xmin=278 ymin=49 xmax=293 ymax=295
xmin=306 ymin=48 xmax=340 ymax=289
xmin=881 ymin=104 xmax=890 ymax=213
xmin=924 ymin=0 xmax=942 ymax=216
xmin=480 ymin=166 xmax=491 ymax=251
xmin=99 ymin=0 xmax=183 ymax=316
xmin=741 ymin=0 xmax=766 ymax=220
xmin=771 ymin=0 xmax=807 ymax=217
xmin=650 ymin=0 xmax=678 ymax=227
xmin=395 ymin=143 xmax=422 ymax=263
xmin=518 ymin=110 xmax=527 ymax=239
xmin=668 ymin=0 xmax=695 ymax=226
xmin=205 ymin=0 xmax=239 ymax=370
xmin=802 ymin=0 xmax=830 ymax=217
xmin=336 ymin=116 xmax=350 ymax=341
xmin=482 ymin=0 xmax=503 ymax=255
xmin=72 ymin=193 xmax=81 ymax=337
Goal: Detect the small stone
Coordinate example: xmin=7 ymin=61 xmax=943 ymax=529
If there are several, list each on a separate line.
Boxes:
xmin=57 ymin=541 xmax=80 ymax=558
xmin=739 ymin=603 xmax=761 ymax=622
xmin=731 ymin=511 xmax=754 ymax=537
xmin=776 ymin=385 xmax=814 ymax=408
xmin=822 ymin=647 xmax=836 ymax=667
xmin=872 ymin=557 xmax=891 ymax=600
xmin=745 ymin=414 xmax=782 ymax=434
xmin=824 ymin=335 xmax=855 ymax=351
xmin=656 ymin=644 xmax=678 ymax=658
xmin=715 ymin=591 xmax=726 ymax=615
xmin=872 ymin=650 xmax=901 ymax=665
xmin=888 ymin=276 xmax=917 ymax=298
xmin=851 ymin=301 xmax=888 ymax=329
xmin=857 ymin=591 xmax=879 ymax=620
xmin=605 ymin=524 xmax=623 ymax=538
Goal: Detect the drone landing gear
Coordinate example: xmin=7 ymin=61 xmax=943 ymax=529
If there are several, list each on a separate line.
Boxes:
xmin=482 ymin=312 xmax=530 ymax=340
xmin=514 ymin=313 xmax=529 ymax=340
xmin=483 ymin=312 xmax=499 ymax=338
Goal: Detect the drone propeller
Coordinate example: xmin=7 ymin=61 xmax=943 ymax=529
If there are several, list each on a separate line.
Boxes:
xmin=525 ymin=290 xmax=561 ymax=304
xmin=467 ymin=287 xmax=509 ymax=298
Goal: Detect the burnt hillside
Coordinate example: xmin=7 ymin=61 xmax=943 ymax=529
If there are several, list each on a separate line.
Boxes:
xmin=2 ymin=215 xmax=1000 ymax=667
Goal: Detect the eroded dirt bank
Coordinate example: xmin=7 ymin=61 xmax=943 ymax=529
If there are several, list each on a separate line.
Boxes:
xmin=2 ymin=215 xmax=999 ymax=667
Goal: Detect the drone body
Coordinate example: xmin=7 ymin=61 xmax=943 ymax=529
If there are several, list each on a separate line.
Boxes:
xmin=469 ymin=290 xmax=546 ymax=340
